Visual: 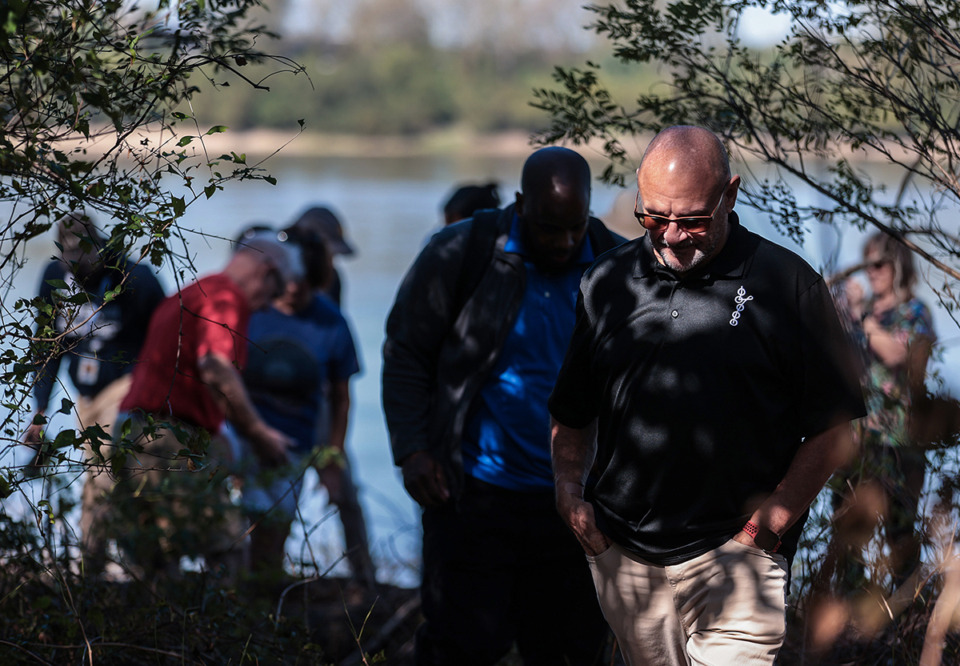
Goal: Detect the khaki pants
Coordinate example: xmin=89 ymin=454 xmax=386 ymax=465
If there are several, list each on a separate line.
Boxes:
xmin=107 ymin=412 xmax=244 ymax=579
xmin=74 ymin=375 xmax=132 ymax=573
xmin=589 ymin=539 xmax=788 ymax=666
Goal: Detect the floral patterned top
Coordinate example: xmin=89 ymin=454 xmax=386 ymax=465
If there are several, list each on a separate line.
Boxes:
xmin=850 ymin=297 xmax=936 ymax=449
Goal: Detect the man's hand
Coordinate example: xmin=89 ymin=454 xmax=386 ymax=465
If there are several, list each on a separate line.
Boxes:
xmin=22 ymin=410 xmax=46 ymax=446
xmin=252 ymin=423 xmax=292 ymax=468
xmin=556 ymin=483 xmax=610 ymax=556
xmin=22 ymin=421 xmax=45 ymax=447
xmin=551 ymin=419 xmax=607 ymax=555
xmin=401 ymin=451 xmax=449 ymax=507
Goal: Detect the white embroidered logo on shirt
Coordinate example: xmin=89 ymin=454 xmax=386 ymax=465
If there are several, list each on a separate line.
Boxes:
xmin=729 ymin=286 xmax=754 ymax=326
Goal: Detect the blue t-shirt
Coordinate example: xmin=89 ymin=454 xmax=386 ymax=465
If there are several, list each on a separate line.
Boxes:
xmin=243 ymin=294 xmax=361 ymax=452
xmin=462 ymin=215 xmax=594 ymax=491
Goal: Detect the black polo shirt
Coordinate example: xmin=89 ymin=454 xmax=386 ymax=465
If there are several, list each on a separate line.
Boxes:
xmin=549 ymin=214 xmax=865 ymax=565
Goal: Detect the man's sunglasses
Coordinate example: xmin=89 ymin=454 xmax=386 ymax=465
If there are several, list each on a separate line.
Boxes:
xmin=633 ymin=188 xmax=726 ymax=234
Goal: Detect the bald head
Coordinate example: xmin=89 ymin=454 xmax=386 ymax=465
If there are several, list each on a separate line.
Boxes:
xmin=56 ymin=211 xmax=106 ymax=284
xmin=520 ymin=146 xmax=591 ymax=200
xmin=636 ymin=126 xmax=740 ymax=274
xmin=515 ymin=147 xmax=593 ymax=271
xmin=639 ymin=126 xmax=730 ymax=192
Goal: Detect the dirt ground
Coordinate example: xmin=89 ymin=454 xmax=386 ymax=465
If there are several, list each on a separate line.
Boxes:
xmin=266 ymin=575 xmax=420 ymax=664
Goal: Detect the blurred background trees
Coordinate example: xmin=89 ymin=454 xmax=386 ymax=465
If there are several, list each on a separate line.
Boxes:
xmin=187 ymin=0 xmax=659 ymax=135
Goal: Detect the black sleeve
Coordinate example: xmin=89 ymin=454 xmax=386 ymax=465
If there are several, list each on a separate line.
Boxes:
xmin=796 ymin=276 xmax=867 ymax=437
xmin=31 ymin=261 xmax=66 ymax=412
xmin=549 ymin=285 xmax=601 ymax=429
xmin=124 ymin=263 xmax=166 ymax=341
xmin=382 ymin=224 xmax=471 ymax=465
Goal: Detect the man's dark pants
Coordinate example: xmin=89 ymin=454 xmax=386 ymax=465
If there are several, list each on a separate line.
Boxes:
xmin=416 ymin=476 xmax=608 ymax=666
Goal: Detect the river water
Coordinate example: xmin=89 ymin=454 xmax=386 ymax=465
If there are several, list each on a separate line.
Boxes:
xmin=4 ymin=153 xmax=959 ymax=587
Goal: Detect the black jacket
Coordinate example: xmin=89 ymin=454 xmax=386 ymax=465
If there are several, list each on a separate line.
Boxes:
xmin=32 ymin=255 xmax=165 ymax=410
xmin=382 ymin=203 xmax=623 ymax=499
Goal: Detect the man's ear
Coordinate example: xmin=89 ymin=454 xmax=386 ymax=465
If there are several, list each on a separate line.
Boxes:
xmin=725 ymin=175 xmax=742 ymax=212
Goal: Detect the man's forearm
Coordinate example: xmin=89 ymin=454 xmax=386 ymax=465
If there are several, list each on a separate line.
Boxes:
xmin=31 ymin=355 xmax=61 ymax=415
xmin=197 ymin=352 xmax=266 ymax=440
xmin=551 ymin=417 xmax=610 ymax=555
xmin=551 ymin=418 xmax=597 ymax=492
xmin=749 ymin=421 xmax=856 ymax=536
xmin=327 ymin=380 xmax=350 ymax=453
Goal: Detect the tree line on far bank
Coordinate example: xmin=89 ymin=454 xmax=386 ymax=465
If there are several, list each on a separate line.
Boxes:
xmin=183 ymin=39 xmax=658 ymax=137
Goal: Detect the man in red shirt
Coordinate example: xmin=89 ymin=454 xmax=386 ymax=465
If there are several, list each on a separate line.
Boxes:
xmin=111 ymin=234 xmax=299 ymax=578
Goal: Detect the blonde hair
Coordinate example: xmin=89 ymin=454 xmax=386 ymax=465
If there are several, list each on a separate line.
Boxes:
xmin=864 ymin=232 xmax=916 ymax=302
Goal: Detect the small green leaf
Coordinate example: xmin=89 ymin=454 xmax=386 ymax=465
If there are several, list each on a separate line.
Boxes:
xmin=103 ymin=285 xmax=121 ymax=303
xmin=178 ymin=136 xmax=194 ymax=147
xmin=53 ymin=428 xmax=77 ymax=448
xmin=206 ymin=125 xmax=227 ymax=135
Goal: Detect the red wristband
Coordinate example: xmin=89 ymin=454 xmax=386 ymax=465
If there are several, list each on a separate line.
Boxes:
xmin=743 ymin=521 xmax=781 ymax=553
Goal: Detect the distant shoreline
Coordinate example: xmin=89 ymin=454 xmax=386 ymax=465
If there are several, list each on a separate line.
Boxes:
xmin=204 ymin=128 xmax=547 ymax=159
xmin=191 ymin=127 xmax=649 ymax=162
xmin=195 ymin=128 xmax=903 ymax=164
xmin=69 ymin=125 xmax=904 ymax=165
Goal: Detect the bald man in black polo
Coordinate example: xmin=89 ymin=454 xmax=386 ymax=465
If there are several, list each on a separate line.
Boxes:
xmin=550 ymin=126 xmax=865 ymax=665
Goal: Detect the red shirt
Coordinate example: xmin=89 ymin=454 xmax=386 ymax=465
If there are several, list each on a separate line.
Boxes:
xmin=120 ymin=273 xmax=251 ymax=433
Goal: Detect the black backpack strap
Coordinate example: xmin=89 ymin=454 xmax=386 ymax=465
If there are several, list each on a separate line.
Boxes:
xmin=452 ymin=208 xmax=502 ymax=315
xmin=587 ymin=216 xmax=626 ymax=255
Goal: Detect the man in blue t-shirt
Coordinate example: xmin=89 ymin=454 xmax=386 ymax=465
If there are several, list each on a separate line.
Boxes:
xmin=235 ymin=231 xmax=374 ymax=587
xmin=383 ymin=147 xmax=623 ymax=666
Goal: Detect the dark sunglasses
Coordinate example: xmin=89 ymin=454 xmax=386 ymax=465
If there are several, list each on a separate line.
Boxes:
xmin=634 ymin=188 xmax=726 ymax=234
xmin=865 ymin=259 xmax=890 ymax=271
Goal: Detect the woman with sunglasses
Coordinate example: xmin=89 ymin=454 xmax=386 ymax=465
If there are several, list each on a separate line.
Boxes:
xmin=830 ymin=231 xmax=936 ymax=594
